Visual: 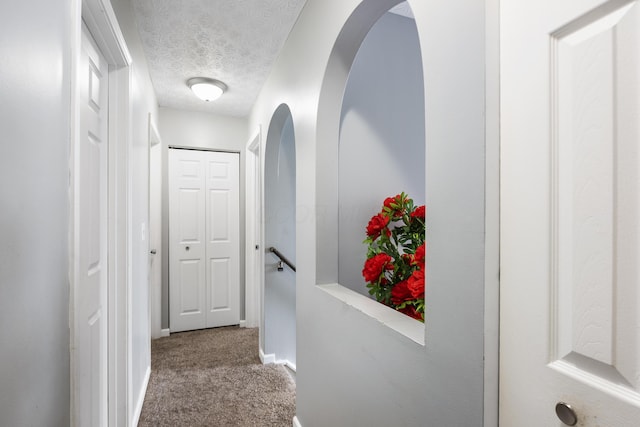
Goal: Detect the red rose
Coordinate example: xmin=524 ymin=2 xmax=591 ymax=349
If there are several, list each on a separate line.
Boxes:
xmin=362 ymin=253 xmax=393 ymax=283
xmin=412 ymin=243 xmax=425 ymax=269
xmin=411 ymin=205 xmax=425 ymax=219
xmin=391 ymin=279 xmax=412 ymax=305
xmin=407 ymin=269 xmax=425 ymax=299
xmin=383 ymin=194 xmax=407 ymax=217
xmin=366 ymin=213 xmax=390 ymax=239
xmin=383 ymin=196 xmax=397 ymax=210
xmin=398 ymin=304 xmax=423 ymax=321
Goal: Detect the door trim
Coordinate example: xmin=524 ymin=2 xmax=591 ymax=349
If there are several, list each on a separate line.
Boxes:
xmin=168 ymin=145 xmax=241 ymax=154
xmin=484 ymin=0 xmax=500 ymax=425
xmin=70 ymin=0 xmax=131 ymax=425
xmin=245 ymin=128 xmax=262 ymax=329
xmin=148 ymin=114 xmax=162 ymax=339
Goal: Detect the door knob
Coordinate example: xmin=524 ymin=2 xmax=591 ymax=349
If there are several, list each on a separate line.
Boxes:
xmin=150 ymin=249 xmax=157 ymax=255
xmin=185 ymin=246 xmax=190 ymax=251
xmin=555 ymin=402 xmax=577 ymax=426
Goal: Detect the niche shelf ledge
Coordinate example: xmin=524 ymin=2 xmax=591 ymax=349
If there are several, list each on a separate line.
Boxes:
xmin=317 ymin=283 xmax=425 ymax=346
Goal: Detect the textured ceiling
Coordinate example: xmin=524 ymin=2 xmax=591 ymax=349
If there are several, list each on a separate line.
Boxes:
xmin=132 ymin=0 xmax=308 ymax=117
xmin=132 ymin=1 xmax=414 ymax=117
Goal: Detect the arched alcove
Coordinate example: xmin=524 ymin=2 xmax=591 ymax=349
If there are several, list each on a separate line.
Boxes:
xmin=263 ymin=104 xmax=296 ymax=368
xmin=338 ymin=8 xmax=425 ymax=299
xmin=317 ymin=0 xmax=405 ymax=282
xmin=316 ymin=0 xmax=426 ymax=330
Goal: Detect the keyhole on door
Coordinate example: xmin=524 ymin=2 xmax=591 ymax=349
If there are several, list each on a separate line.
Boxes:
xmin=185 ymin=246 xmax=190 ymax=251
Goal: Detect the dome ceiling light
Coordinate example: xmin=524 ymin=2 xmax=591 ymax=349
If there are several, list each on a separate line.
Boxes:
xmin=187 ymin=77 xmax=227 ymax=102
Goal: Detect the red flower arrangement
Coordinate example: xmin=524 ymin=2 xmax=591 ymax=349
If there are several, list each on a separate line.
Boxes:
xmin=362 ymin=193 xmax=425 ymax=322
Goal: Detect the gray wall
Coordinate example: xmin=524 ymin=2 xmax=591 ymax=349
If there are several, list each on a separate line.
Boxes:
xmin=338 ymin=12 xmax=425 ymax=295
xmin=158 ymin=107 xmax=248 ymax=328
xmin=0 ymin=1 xmax=72 ymax=425
xmin=0 ymin=1 xmax=160 ymax=424
xmin=264 ymin=111 xmax=297 ymax=366
xmin=249 ymin=0 xmax=489 ymax=425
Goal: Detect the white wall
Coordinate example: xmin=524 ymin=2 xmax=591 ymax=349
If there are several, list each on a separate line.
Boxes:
xmin=158 ymin=107 xmax=248 ymax=328
xmin=0 ymin=2 xmax=72 ymax=425
xmin=249 ymin=0 xmax=490 ymax=425
xmin=264 ymin=111 xmax=297 ymax=366
xmin=110 ymin=0 xmax=159 ymax=421
xmin=338 ymin=12 xmax=425 ymax=295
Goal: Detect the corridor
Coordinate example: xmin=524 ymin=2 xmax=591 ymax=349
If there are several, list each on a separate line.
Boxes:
xmin=139 ymin=327 xmax=295 ymax=426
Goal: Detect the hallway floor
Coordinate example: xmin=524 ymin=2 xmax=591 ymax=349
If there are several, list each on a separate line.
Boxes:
xmin=139 ymin=326 xmax=296 ymax=426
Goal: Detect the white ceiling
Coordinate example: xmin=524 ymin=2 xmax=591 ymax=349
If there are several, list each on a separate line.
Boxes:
xmin=132 ymin=0 xmax=413 ymax=117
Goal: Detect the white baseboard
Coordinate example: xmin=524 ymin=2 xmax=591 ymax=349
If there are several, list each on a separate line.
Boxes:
xmin=239 ymin=320 xmax=246 ymax=328
xmin=283 ymin=360 xmax=296 ymax=372
xmin=160 ymin=328 xmax=170 ymax=337
xmin=131 ymin=365 xmax=151 ymax=427
xmin=293 ymin=415 xmax=302 ymax=427
xmin=259 ymin=348 xmax=296 ymax=372
xmin=259 ymin=347 xmax=276 ymax=365
xmin=275 ymin=359 xmax=296 ymax=372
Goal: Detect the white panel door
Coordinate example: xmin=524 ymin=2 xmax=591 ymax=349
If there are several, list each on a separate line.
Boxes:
xmin=205 ymin=152 xmax=240 ymax=327
xmin=77 ymin=23 xmax=109 ymax=427
xmin=501 ymin=0 xmax=640 ymax=425
xmin=169 ymin=149 xmax=207 ymax=332
xmin=169 ymin=149 xmax=240 ymax=332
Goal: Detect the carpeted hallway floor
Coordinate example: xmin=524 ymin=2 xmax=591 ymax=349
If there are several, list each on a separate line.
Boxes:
xmin=138 ymin=326 xmax=296 ymax=427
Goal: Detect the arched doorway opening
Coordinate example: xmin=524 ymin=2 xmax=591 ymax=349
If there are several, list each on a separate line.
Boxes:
xmin=263 ymin=104 xmax=296 ymax=369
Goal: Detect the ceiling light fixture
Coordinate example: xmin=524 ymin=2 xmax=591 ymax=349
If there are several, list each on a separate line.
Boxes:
xmin=187 ymin=77 xmax=227 ymax=102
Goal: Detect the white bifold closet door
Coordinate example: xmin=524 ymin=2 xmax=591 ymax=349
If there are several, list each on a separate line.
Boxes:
xmin=169 ymin=148 xmax=240 ymax=332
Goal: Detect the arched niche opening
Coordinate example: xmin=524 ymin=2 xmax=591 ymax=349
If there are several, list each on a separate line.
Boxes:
xmin=316 ymin=1 xmax=425 ymax=331
xmin=339 ymin=6 xmax=425 ymax=297
xmin=263 ymin=103 xmax=297 ymax=368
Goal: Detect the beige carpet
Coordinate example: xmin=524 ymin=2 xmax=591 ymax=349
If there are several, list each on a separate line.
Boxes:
xmin=139 ymin=326 xmax=296 ymax=427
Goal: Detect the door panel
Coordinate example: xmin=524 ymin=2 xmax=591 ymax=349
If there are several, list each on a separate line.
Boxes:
xmin=169 ymin=150 xmax=206 ymax=332
xmin=169 ymin=149 xmax=239 ymax=332
xmin=178 ymin=260 xmax=202 ymax=314
xmin=210 ymin=190 xmax=230 ymax=241
xmin=178 ymin=189 xmax=203 ymax=245
xmin=211 ymin=258 xmax=231 ymax=310
xmin=77 ymin=23 xmax=108 ymax=427
xmin=552 ymin=0 xmax=640 ymax=382
xmin=205 ymin=153 xmax=240 ymax=327
xmin=501 ymin=0 xmax=640 ymax=425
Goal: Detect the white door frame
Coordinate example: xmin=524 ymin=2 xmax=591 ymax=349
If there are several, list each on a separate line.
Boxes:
xmin=484 ymin=0 xmax=500 ymax=425
xmin=70 ymin=0 xmax=131 ymax=425
xmin=148 ymin=114 xmax=162 ymax=339
xmin=245 ymin=128 xmax=263 ymax=330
